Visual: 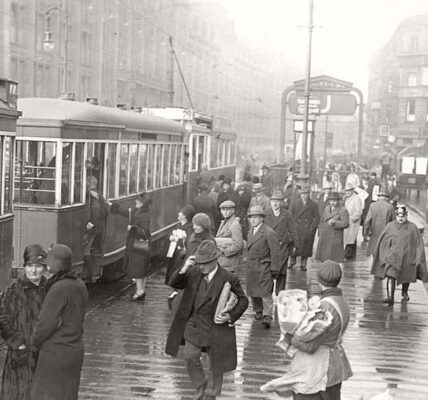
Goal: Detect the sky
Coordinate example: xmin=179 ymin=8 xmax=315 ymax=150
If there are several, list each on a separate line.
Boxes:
xmin=218 ymin=0 xmax=428 ymax=94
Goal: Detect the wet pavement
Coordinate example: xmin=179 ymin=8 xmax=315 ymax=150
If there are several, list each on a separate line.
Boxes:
xmin=78 ymin=207 xmax=428 ymax=400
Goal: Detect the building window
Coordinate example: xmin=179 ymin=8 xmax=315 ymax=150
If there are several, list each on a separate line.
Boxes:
xmin=407 ymin=73 xmax=417 ymax=86
xmin=408 ymin=34 xmax=419 ymax=52
xmin=422 ymin=67 xmax=428 ymax=85
xmin=406 ymin=99 xmax=416 ymax=122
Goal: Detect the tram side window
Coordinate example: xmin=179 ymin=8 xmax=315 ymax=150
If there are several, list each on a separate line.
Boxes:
xmin=61 ymin=143 xmax=72 ymax=205
xmin=106 ymin=143 xmax=117 ymax=199
xmin=146 ymin=144 xmax=154 ymax=190
xmin=155 ymin=144 xmax=163 ymax=189
xmin=74 ymin=143 xmax=84 ymax=203
xmin=174 ymin=145 xmax=182 ymax=184
xmin=191 ymin=135 xmax=198 ymax=171
xmin=86 ymin=142 xmax=105 ymax=193
xmin=163 ymin=144 xmax=170 ymax=187
xmin=183 ymin=144 xmax=189 ymax=183
xmin=210 ymin=136 xmax=219 ymax=168
xmin=3 ymin=137 xmax=13 ymax=214
xmin=199 ymin=136 xmax=207 ymax=170
xmin=119 ymin=144 xmax=129 ymax=196
xmin=129 ymin=144 xmax=138 ymax=194
xmin=138 ymin=144 xmax=147 ymax=192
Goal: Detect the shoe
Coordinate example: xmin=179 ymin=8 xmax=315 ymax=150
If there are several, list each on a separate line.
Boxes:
xmin=168 ymin=291 xmax=177 ymax=310
xmin=262 ymin=316 xmax=271 ymax=329
xmin=131 ymin=291 xmax=146 ymax=301
xmin=401 ymin=294 xmax=410 ymax=304
xmin=300 ymin=265 xmax=307 ymax=271
xmin=382 ymin=297 xmax=394 ymax=306
xmin=255 ymin=311 xmax=263 ymax=320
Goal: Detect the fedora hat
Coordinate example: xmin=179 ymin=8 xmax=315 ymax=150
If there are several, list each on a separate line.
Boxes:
xmin=327 ymin=191 xmax=341 ymax=201
xmin=344 ymin=182 xmax=355 ymax=191
xmin=377 ymin=190 xmax=390 ymax=198
xmin=253 ymin=183 xmax=265 ymax=193
xmin=247 ymin=205 xmax=266 ymax=217
xmin=270 ymin=190 xmax=285 ymax=200
xmin=194 ymin=240 xmax=222 ymax=264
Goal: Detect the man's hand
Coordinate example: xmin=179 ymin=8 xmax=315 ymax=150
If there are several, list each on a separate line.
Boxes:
xmin=215 ymin=312 xmax=231 ymax=325
xmin=86 ymin=222 xmax=94 ymax=231
xmin=180 ymin=256 xmax=196 ymax=274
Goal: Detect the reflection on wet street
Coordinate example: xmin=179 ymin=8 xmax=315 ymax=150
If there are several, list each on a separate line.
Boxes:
xmin=79 ymin=239 xmax=428 ymax=399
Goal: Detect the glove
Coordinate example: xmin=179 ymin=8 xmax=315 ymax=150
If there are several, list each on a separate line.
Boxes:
xmin=271 ymin=270 xmax=279 ymax=280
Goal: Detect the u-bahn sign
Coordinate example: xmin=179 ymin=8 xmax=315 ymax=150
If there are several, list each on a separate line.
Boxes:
xmin=289 ymin=92 xmax=357 ymax=115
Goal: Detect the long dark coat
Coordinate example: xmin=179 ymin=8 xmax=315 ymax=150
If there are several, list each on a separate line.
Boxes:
xmin=371 ymin=220 xmax=428 ymax=284
xmin=112 ymin=204 xmax=151 ymax=278
xmin=363 ymin=200 xmax=395 ymax=256
xmin=290 ymin=199 xmax=320 ymax=257
xmin=192 ymin=193 xmax=218 ymax=226
xmin=315 ymin=205 xmax=350 ymax=263
xmin=265 ymin=208 xmax=298 ymax=276
xmin=246 ymin=223 xmax=281 ymax=297
xmin=165 ymin=265 xmax=248 ymax=374
xmin=0 ymin=276 xmax=47 ymax=400
xmin=83 ymin=190 xmax=108 ymax=256
xmin=232 ymin=187 xmax=252 ymax=240
xmin=317 ymin=193 xmax=330 ymax=219
xmin=31 ymin=271 xmax=88 ymax=400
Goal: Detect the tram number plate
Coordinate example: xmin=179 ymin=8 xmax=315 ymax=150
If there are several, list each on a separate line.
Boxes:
xmin=408 ymin=177 xmax=416 ymax=184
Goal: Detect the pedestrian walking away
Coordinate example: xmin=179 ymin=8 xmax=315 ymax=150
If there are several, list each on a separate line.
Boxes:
xmin=192 ymin=184 xmax=218 ymax=227
xmin=290 ymin=189 xmax=320 ymax=271
xmin=371 ymin=204 xmax=428 ymax=306
xmin=31 ymin=244 xmax=88 ymax=400
xmin=265 ymin=190 xmax=299 ymax=294
xmin=246 ymin=205 xmax=281 ymax=328
xmin=315 ymin=192 xmax=350 ymax=263
xmin=0 ymin=244 xmax=48 ymax=400
xmin=343 ymin=183 xmax=363 ymax=261
xmin=165 ymin=240 xmax=248 ymax=400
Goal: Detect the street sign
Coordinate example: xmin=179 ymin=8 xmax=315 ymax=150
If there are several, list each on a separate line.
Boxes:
xmin=297 ymin=98 xmax=321 ymax=115
xmin=288 ymin=92 xmax=357 ymax=116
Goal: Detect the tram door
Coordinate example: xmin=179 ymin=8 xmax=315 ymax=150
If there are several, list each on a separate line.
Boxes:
xmin=86 ymin=143 xmax=105 ymax=193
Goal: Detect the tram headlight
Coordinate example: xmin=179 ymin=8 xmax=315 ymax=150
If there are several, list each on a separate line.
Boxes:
xmin=183 ymin=121 xmax=193 ymax=133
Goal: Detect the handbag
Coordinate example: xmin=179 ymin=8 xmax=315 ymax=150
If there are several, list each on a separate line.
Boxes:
xmin=129 ymin=208 xmax=150 ymax=253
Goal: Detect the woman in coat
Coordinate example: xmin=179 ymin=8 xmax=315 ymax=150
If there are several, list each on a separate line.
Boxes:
xmin=111 ymin=192 xmax=152 ymax=300
xmin=31 ymin=244 xmax=88 ymax=400
xmin=343 ymin=184 xmax=363 ymax=260
xmin=0 ymin=244 xmax=48 ymax=400
xmin=315 ymin=192 xmax=350 ymax=263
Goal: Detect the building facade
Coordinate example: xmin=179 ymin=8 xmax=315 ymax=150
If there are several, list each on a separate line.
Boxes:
xmin=367 ymin=15 xmax=428 ymax=152
xmin=0 ymin=0 xmax=295 ymax=158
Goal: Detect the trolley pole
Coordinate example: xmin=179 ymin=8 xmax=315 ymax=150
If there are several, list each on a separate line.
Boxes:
xmin=299 ymin=0 xmax=314 ymax=188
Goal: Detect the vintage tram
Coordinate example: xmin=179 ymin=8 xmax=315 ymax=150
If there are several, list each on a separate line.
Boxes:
xmin=0 ymin=79 xmax=20 ymax=288
xmin=13 ymin=98 xmax=236 ymax=278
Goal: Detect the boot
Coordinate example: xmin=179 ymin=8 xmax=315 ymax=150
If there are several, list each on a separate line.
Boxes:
xmin=382 ymin=277 xmax=396 ymax=306
xmin=401 ymin=283 xmax=410 ymax=303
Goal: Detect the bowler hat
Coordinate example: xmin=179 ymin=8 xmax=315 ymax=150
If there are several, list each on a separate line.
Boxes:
xmin=327 ymin=191 xmax=341 ymax=201
xmin=253 ymin=183 xmax=265 ymax=193
xmin=395 ymin=204 xmax=408 ymax=216
xmin=194 ymin=240 xmax=222 ymax=264
xmin=219 ymin=200 xmax=236 ymax=209
xmin=247 ymin=205 xmax=266 ymax=217
xmin=47 ymin=244 xmax=73 ymax=272
xmin=270 ymin=190 xmax=285 ymax=200
xmin=23 ymin=244 xmax=47 ymax=266
xmin=317 ymin=260 xmax=342 ymax=287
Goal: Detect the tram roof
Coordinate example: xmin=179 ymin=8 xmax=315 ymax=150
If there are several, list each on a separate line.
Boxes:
xmin=17 ymin=98 xmax=185 ymax=136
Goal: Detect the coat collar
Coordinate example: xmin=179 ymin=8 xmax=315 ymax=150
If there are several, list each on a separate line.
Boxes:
xmin=195 ymin=265 xmax=227 ymax=310
xmin=247 ymin=223 xmax=265 ymax=248
xmin=217 ymin=215 xmax=237 ymax=236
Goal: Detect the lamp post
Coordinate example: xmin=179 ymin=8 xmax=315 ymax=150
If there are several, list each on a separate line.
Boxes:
xmin=43 ymin=7 xmax=69 ymax=95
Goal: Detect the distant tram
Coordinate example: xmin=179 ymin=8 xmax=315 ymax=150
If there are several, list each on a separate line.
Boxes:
xmin=0 ymin=79 xmax=20 ymax=288
xmin=396 ymin=145 xmax=428 ymax=191
xmin=13 ymin=98 xmax=236 ymax=278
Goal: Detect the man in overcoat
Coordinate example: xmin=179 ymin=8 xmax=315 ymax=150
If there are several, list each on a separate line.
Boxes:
xmin=289 ymin=189 xmax=319 ymax=271
xmin=31 ymin=244 xmax=88 ymax=400
xmin=260 ymin=164 xmax=274 ymax=197
xmin=165 ymin=240 xmax=248 ymax=400
xmin=343 ymin=183 xmax=363 ymax=260
xmin=363 ymin=191 xmax=395 ymax=257
xmin=317 ymin=182 xmax=333 ymax=218
xmin=215 ymin=200 xmax=244 ymax=273
xmin=246 ymin=205 xmax=281 ymax=328
xmin=264 ymin=190 xmax=298 ymax=294
xmin=193 ymin=184 xmax=218 ymax=227
xmin=249 ymin=183 xmax=271 ymax=213
xmin=315 ymin=192 xmax=350 ymax=263
xmin=371 ymin=205 xmax=428 ymax=305
xmin=232 ymin=184 xmax=252 ymax=240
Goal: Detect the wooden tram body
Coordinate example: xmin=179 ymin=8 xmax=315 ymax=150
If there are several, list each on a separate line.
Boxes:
xmin=0 ymin=79 xmax=19 ymax=288
xmin=13 ymin=99 xmax=237 ymax=278
xmin=396 ymin=145 xmax=428 ymax=190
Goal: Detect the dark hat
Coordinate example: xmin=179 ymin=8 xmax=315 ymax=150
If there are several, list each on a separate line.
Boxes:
xmin=198 ymin=183 xmax=210 ymax=192
xmin=180 ymin=205 xmax=196 ymax=221
xmin=194 ymin=240 xmax=222 ymax=264
xmin=219 ymin=200 xmax=236 ymax=208
xmin=261 ymin=164 xmax=270 ymax=170
xmin=395 ymin=204 xmax=407 ymax=216
xmin=23 ymin=244 xmax=47 ymax=266
xmin=192 ymin=213 xmax=212 ymax=230
xmin=378 ymin=190 xmax=390 ymax=198
xmin=327 ymin=191 xmax=341 ymax=201
xmin=253 ymin=183 xmax=264 ymax=193
xmin=317 ymin=260 xmax=342 ymax=287
xmin=222 ymin=177 xmax=232 ymax=185
xmin=47 ymin=244 xmax=73 ymax=272
xmin=270 ymin=190 xmax=285 ymax=200
xmin=247 ymin=205 xmax=266 ymax=217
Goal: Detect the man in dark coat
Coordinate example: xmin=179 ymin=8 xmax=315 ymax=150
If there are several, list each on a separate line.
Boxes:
xmin=165 ymin=240 xmax=248 ymax=400
xmin=371 ymin=205 xmax=428 ymax=305
xmin=264 ymin=190 xmax=298 ymax=294
xmin=317 ymin=182 xmax=333 ymax=218
xmin=232 ymin=184 xmax=252 ymax=240
xmin=246 ymin=205 xmax=281 ymax=328
xmin=289 ymin=189 xmax=320 ymax=271
xmin=31 ymin=244 xmax=88 ymax=400
xmin=260 ymin=165 xmax=274 ymax=197
xmin=193 ymin=183 xmax=218 ymax=227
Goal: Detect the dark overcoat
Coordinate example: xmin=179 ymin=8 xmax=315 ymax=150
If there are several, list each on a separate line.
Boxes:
xmin=192 ymin=193 xmax=218 ymax=226
xmin=371 ymin=220 xmax=428 ymax=284
xmin=31 ymin=272 xmax=88 ymax=400
xmin=290 ymin=199 xmax=320 ymax=257
xmin=363 ymin=200 xmax=395 ymax=256
xmin=83 ymin=190 xmax=108 ymax=256
xmin=232 ymin=187 xmax=252 ymax=240
xmin=0 ymin=276 xmax=47 ymax=400
xmin=317 ymin=193 xmax=330 ymax=219
xmin=112 ymin=204 xmax=151 ymax=278
xmin=265 ymin=208 xmax=298 ymax=275
xmin=165 ymin=265 xmax=248 ymax=374
xmin=246 ymin=223 xmax=281 ymax=297
xmin=315 ymin=205 xmax=350 ymax=263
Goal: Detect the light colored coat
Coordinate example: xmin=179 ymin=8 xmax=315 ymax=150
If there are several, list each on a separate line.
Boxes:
xmin=249 ymin=193 xmax=271 ymax=214
xmin=343 ymin=192 xmax=362 ymax=245
xmin=215 ymin=215 xmax=244 ymax=272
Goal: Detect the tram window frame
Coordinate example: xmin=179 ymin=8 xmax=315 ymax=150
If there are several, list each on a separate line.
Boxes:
xmin=119 ymin=143 xmax=129 ymax=196
xmin=162 ymin=144 xmax=170 ymax=187
xmin=183 ymin=144 xmax=189 ymax=182
xmin=154 ymin=144 xmax=163 ymax=189
xmin=129 ymin=143 xmax=138 ymax=194
xmin=106 ymin=142 xmax=117 ymax=200
xmin=190 ymin=135 xmax=198 ymax=171
xmin=138 ymin=143 xmax=147 ymax=192
xmin=146 ymin=144 xmax=154 ymax=191
xmin=3 ymin=136 xmax=13 ymax=214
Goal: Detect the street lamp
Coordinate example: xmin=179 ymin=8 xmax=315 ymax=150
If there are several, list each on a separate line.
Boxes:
xmin=43 ymin=7 xmax=69 ymax=95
